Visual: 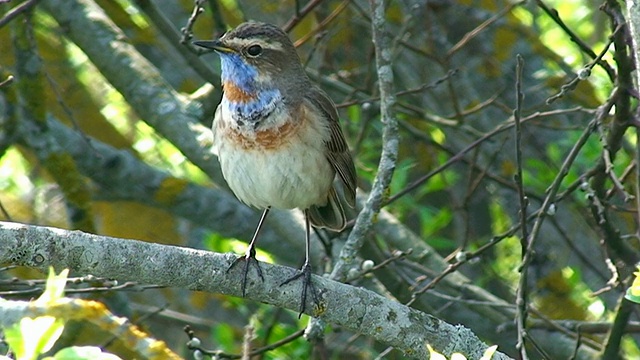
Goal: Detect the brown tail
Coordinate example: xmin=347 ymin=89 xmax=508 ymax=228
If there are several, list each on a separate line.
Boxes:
xmin=307 ymin=187 xmax=346 ymax=231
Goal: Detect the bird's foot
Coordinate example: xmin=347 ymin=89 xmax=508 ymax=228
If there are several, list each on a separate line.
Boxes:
xmin=227 ymin=247 xmax=264 ymax=297
xmin=280 ymin=262 xmax=319 ymax=318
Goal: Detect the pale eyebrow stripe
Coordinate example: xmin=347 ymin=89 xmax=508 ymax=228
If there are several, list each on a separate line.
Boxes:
xmin=225 ymin=38 xmax=284 ymax=52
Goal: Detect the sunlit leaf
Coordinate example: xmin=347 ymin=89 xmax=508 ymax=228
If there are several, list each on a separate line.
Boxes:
xmin=47 ymin=346 xmax=123 ymax=360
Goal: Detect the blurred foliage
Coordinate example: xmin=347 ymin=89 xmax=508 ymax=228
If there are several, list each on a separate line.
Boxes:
xmin=1 ymin=0 xmax=640 ymax=358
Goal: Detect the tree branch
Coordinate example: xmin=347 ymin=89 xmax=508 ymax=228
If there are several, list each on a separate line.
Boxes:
xmin=0 ymin=0 xmax=41 ymax=29
xmin=0 ymin=221 xmax=509 ymax=360
xmin=40 ymin=0 xmax=223 ymax=182
xmin=513 ymin=54 xmax=529 ymax=359
xmin=330 ymin=0 xmax=399 ymax=282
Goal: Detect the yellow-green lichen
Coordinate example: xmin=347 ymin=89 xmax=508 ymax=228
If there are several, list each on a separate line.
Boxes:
xmin=154 ymin=177 xmax=189 ymax=205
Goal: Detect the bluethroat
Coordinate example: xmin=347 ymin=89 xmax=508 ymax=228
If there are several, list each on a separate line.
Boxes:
xmin=194 ymin=22 xmax=357 ymax=314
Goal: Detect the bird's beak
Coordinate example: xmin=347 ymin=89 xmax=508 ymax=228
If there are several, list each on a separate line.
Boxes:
xmin=193 ymin=39 xmax=235 ymax=53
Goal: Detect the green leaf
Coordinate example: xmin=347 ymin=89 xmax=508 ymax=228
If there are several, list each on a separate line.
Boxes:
xmin=625 ymin=267 xmax=640 ymax=303
xmin=625 ymin=289 xmax=640 ymax=304
xmin=46 ymin=346 xmax=123 ymax=360
xmin=3 ymin=268 xmax=69 ymax=360
xmin=481 ymin=345 xmax=498 ymax=360
xmin=5 ymin=316 xmax=65 ymax=360
xmin=3 ymin=323 xmax=25 ymax=358
xmin=37 ymin=267 xmax=69 ymax=305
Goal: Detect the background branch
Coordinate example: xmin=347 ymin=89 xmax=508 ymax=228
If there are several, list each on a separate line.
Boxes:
xmin=329 ymin=0 xmax=399 ymax=282
xmin=0 ymin=0 xmax=635 ymax=357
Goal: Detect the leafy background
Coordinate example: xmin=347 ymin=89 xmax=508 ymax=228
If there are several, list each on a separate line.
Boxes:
xmin=1 ymin=0 xmax=639 ymax=358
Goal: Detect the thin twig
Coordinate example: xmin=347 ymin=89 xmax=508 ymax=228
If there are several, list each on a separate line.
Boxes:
xmin=135 ymin=0 xmax=219 ymax=83
xmin=337 ymin=69 xmax=457 ymax=108
xmin=447 ymin=0 xmax=525 ymax=57
xmin=407 ymin=104 xmax=603 ymax=301
xmin=601 ymin=293 xmax=634 ymax=358
xmin=293 ymin=0 xmax=350 ymax=47
xmin=181 ymin=0 xmax=206 ymax=44
xmin=386 ymin=107 xmax=586 ymax=205
xmin=348 ymin=249 xmax=412 ymax=282
xmin=515 ymin=101 xmax=614 ymax=349
xmin=521 ymin=116 xmax=603 ymax=266
xmin=185 ymin=324 xmax=305 ymax=359
xmin=0 ymin=75 xmax=14 ymax=88
xmin=283 ymin=0 xmax=325 ymax=32
xmin=535 ymin=0 xmax=616 ymax=81
xmin=306 ymin=0 xmax=401 ymax=343
xmin=0 ymin=0 xmax=40 ymax=29
xmin=513 ymin=54 xmax=529 ymax=360
xmin=330 ymin=0 xmax=399 ymax=282
xmin=546 ymin=25 xmax=620 ymax=103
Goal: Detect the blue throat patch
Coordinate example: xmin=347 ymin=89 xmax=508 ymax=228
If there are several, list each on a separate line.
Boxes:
xmin=219 ymin=52 xmax=282 ymax=124
xmin=221 ymin=89 xmax=281 ymax=125
xmin=219 ymin=53 xmax=258 ymax=92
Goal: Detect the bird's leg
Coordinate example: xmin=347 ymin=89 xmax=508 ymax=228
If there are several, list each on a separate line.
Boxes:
xmin=227 ymin=207 xmax=270 ymax=297
xmin=280 ymin=210 xmax=320 ymax=317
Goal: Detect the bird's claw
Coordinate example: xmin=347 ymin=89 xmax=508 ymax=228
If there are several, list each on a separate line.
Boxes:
xmin=280 ymin=262 xmax=319 ymax=318
xmin=227 ymin=250 xmax=264 ymax=297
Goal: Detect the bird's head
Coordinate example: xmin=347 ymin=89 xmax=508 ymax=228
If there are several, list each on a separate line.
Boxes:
xmin=194 ymin=22 xmax=308 ymax=95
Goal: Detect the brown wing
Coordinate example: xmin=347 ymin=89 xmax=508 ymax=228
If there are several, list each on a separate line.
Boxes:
xmin=305 ymin=87 xmax=357 ymax=207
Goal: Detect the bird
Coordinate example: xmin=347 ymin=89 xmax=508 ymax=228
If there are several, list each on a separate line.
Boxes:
xmin=194 ymin=22 xmax=357 ymax=315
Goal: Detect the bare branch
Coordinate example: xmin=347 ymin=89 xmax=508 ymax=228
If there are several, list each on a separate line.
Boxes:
xmin=513 ymin=55 xmax=529 ymax=359
xmin=329 ymin=0 xmax=400 ymax=282
xmin=0 ymin=0 xmax=40 ymax=29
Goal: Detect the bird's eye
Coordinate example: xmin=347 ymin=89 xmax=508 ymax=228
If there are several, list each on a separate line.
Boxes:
xmin=246 ymin=44 xmax=263 ymax=57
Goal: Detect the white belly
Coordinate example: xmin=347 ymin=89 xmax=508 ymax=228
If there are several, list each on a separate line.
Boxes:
xmin=218 ymin=143 xmax=334 ymax=209
xmin=214 ymin=103 xmax=335 ymax=210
